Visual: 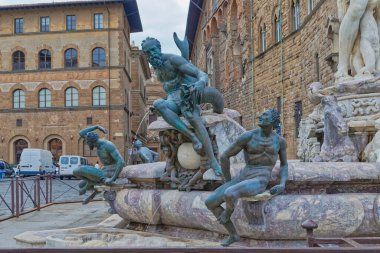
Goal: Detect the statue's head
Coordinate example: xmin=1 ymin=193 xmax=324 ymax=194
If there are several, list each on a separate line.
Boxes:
xmin=85 ymin=131 xmax=99 ymax=150
xmin=258 ymin=108 xmax=280 ymax=129
xmin=141 ymin=37 xmax=164 ymax=68
xmin=307 ymin=82 xmax=323 ymax=105
xmin=133 ymin=140 xmax=143 ymax=149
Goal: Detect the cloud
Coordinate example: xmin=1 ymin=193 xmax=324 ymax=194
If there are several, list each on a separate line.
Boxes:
xmin=132 ymin=0 xmax=190 ymax=54
xmin=0 ymin=0 xmax=191 ymax=54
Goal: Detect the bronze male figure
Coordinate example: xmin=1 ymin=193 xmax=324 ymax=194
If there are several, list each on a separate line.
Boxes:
xmin=205 ymin=109 xmax=288 ymax=246
xmin=141 ymin=35 xmax=224 ymax=176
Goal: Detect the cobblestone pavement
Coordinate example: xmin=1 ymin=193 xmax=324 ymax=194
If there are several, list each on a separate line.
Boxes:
xmin=0 ymin=177 xmax=102 ymax=219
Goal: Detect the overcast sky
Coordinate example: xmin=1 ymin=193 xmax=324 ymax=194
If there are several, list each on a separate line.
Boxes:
xmin=0 ymin=0 xmax=190 ymax=54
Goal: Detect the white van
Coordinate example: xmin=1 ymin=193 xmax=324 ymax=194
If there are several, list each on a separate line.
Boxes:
xmin=18 ymin=149 xmax=55 ymax=176
xmin=58 ymin=155 xmax=88 ymax=179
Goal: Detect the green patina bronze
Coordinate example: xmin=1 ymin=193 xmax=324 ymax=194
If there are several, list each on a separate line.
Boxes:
xmin=133 ymin=140 xmax=159 ymax=163
xmin=73 ymin=125 xmax=125 ymax=205
xmin=205 ymin=109 xmax=288 ymax=246
xmin=141 ymin=33 xmax=224 ymax=176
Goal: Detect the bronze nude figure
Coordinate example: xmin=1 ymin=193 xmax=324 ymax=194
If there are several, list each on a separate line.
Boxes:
xmin=205 ymin=109 xmax=288 ymax=246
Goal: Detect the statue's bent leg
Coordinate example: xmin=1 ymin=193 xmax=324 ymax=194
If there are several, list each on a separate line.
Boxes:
xmin=73 ymin=166 xmax=106 ymax=194
xmin=335 ymin=0 xmax=367 ymax=79
xmin=153 ymin=99 xmax=203 ymax=150
xmin=186 ymin=113 xmax=222 ymax=176
xmin=222 ymin=176 xmax=269 ymax=223
xmin=205 ymin=180 xmax=240 ymax=246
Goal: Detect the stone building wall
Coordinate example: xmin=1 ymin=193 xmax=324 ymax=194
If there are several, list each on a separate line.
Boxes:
xmin=0 ymin=2 xmax=146 ymax=164
xmin=189 ymin=0 xmax=337 ymax=158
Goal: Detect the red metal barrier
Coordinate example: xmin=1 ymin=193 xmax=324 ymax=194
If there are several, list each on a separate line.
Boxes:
xmin=0 ymin=175 xmax=53 ymax=221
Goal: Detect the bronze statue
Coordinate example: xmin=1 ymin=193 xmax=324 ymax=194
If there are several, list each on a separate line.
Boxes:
xmin=205 ymin=109 xmax=288 ymax=246
xmin=141 ymin=34 xmax=224 ymax=176
xmin=73 ymin=125 xmax=126 ymax=205
xmin=133 ymin=140 xmax=159 ymax=163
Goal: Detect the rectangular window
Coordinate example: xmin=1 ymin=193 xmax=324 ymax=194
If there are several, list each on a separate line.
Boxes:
xmin=66 ymin=15 xmax=76 ymax=31
xmin=277 ymin=96 xmax=282 ymax=113
xmin=294 ymin=101 xmax=303 ymax=137
xmin=40 ymin=16 xmax=50 ymax=32
xmin=292 ymin=2 xmax=301 ymax=31
xmin=86 ymin=117 xmax=93 ymax=125
xmin=16 ymin=119 xmax=22 ymax=127
xmin=94 ymin=13 xmax=104 ymax=30
xmin=308 ymin=0 xmax=315 ymax=14
xmin=14 ymin=18 xmax=23 ymax=34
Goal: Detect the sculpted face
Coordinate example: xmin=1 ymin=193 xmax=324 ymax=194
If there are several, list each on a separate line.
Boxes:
xmin=134 ymin=140 xmax=143 ymax=150
xmin=142 ymin=40 xmax=164 ymax=68
xmin=258 ymin=110 xmax=273 ymax=128
xmin=85 ymin=132 xmax=99 ymax=150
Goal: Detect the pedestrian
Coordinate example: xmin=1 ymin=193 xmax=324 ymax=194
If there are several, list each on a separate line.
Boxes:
xmin=95 ymin=161 xmax=100 ymax=169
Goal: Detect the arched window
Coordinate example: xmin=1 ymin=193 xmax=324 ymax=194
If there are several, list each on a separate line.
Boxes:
xmin=64 ymin=48 xmax=78 ymax=68
xmin=92 ymin=86 xmax=106 ymax=106
xmin=39 ymin=88 xmax=51 ymax=108
xmin=13 ymin=89 xmax=25 ymax=109
xmin=48 ymin=138 xmax=63 ymax=162
xmin=274 ymin=14 xmax=281 ymax=43
xmin=260 ymin=24 xmax=267 ymax=52
xmin=39 ymin=49 xmax=51 ymax=69
xmin=65 ymin=87 xmax=78 ymax=107
xmin=92 ymin=48 xmax=106 ymax=67
xmin=292 ymin=0 xmax=301 ymax=31
xmin=14 ymin=139 xmax=28 ymax=163
xmin=13 ymin=51 xmax=25 ymax=71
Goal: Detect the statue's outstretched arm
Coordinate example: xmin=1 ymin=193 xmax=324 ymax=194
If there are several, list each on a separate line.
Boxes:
xmin=220 ymin=132 xmax=251 ymax=181
xmin=171 ymin=55 xmax=208 ymax=89
xmin=270 ymin=138 xmax=288 ymax=195
xmin=79 ymin=125 xmax=108 ymax=138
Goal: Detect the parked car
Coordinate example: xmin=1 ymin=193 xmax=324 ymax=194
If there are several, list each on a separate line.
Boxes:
xmin=18 ymin=149 xmax=56 ymax=176
xmin=0 ymin=160 xmax=14 ymax=177
xmin=58 ymin=155 xmax=88 ymax=179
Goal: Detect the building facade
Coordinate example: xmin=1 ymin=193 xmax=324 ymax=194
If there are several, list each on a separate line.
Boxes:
xmin=186 ymin=0 xmax=337 ymax=158
xmin=0 ymin=0 xmax=148 ymax=165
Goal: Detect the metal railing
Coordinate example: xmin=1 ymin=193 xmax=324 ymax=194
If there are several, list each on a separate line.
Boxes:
xmin=0 ymin=175 xmax=99 ymax=221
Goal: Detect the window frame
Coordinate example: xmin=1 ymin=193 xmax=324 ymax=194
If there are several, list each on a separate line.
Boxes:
xmin=65 ymin=87 xmax=79 ymax=107
xmin=64 ymin=48 xmax=78 ymax=68
xmin=260 ymin=24 xmax=267 ymax=52
xmin=308 ymin=0 xmax=315 ymax=14
xmin=13 ymin=89 xmax=25 ymax=109
xmin=92 ymin=86 xmax=106 ymax=106
xmin=12 ymin=51 xmax=25 ymax=71
xmin=292 ymin=0 xmax=301 ymax=31
xmin=274 ymin=15 xmax=281 ymax=43
xmin=66 ymin=15 xmax=76 ymax=31
xmin=14 ymin=18 xmax=24 ymax=34
xmin=39 ymin=49 xmax=52 ymax=70
xmin=92 ymin=47 xmax=106 ymax=67
xmin=94 ymin=13 xmax=104 ymax=30
xmin=40 ymin=16 xmax=50 ymax=32
xmin=39 ymin=88 xmax=52 ymax=108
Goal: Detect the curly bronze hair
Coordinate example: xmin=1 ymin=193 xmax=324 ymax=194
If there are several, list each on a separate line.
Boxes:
xmin=85 ymin=131 xmax=99 ymax=143
xmin=261 ymin=108 xmax=281 ymax=126
xmin=141 ymin=37 xmax=161 ymax=51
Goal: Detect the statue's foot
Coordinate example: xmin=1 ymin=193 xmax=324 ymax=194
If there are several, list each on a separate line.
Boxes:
xmin=217 ymin=209 xmax=233 ymax=224
xmin=82 ymin=191 xmax=98 ymax=205
xmin=191 ymin=137 xmax=203 ymax=153
xmin=79 ymin=187 xmax=86 ymax=195
xmin=211 ymin=160 xmax=223 ymax=177
xmin=221 ymin=234 xmax=240 ymax=247
xmin=334 ymin=70 xmax=353 ymax=83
